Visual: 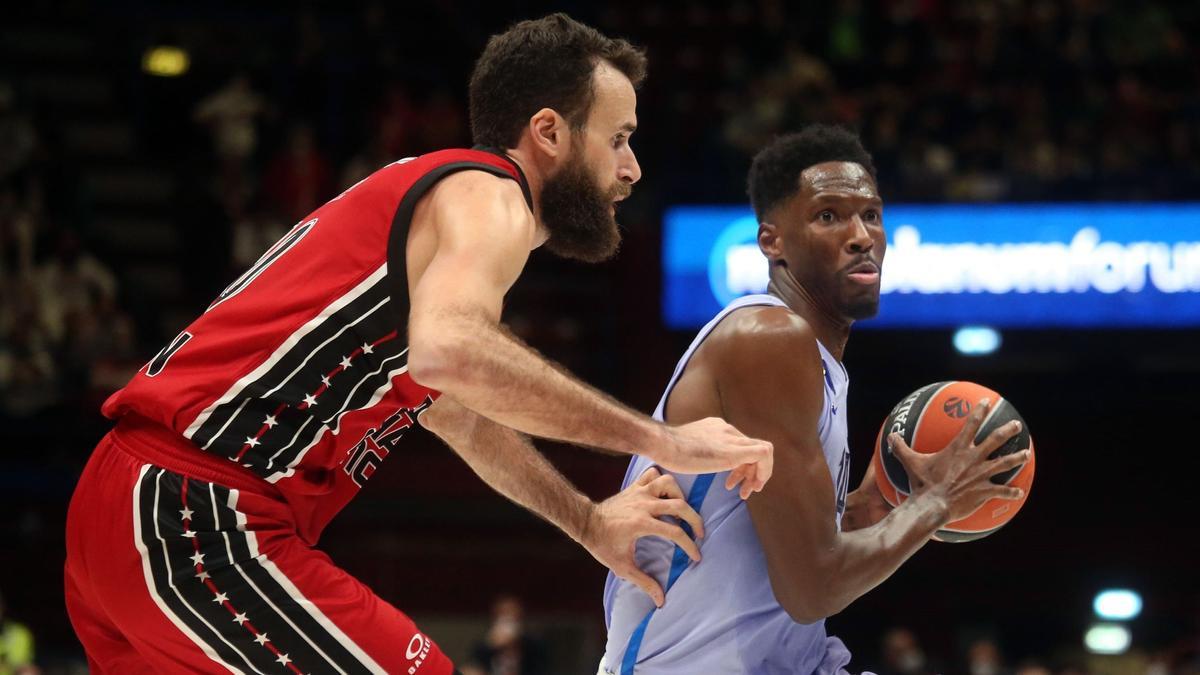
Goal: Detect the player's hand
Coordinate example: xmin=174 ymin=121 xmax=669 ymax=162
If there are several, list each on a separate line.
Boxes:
xmin=651 ymin=418 xmax=773 ymax=499
xmin=887 ymin=398 xmax=1030 ymax=522
xmin=580 ymin=467 xmax=704 ymax=608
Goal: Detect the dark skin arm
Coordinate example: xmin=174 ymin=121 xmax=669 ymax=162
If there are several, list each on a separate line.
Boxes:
xmin=840 ymin=462 xmax=893 ymax=532
xmin=666 ymin=305 xmax=1028 ymax=623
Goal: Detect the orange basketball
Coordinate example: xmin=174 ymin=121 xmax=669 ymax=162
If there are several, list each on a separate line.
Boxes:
xmin=872 ymin=381 xmax=1035 ymax=542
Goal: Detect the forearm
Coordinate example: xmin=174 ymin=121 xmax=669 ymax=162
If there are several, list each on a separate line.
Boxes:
xmin=839 ymin=485 xmax=888 ymax=532
xmin=425 ymin=402 xmax=595 ymax=542
xmin=411 ymin=312 xmax=662 ymax=456
xmin=817 ymin=491 xmax=949 ymax=615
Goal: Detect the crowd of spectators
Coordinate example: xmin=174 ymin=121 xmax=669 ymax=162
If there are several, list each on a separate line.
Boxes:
xmin=144 ymin=0 xmax=1200 ymax=251
xmin=8 ymin=0 xmax=1199 ymax=420
xmin=0 ymin=80 xmax=139 ymax=430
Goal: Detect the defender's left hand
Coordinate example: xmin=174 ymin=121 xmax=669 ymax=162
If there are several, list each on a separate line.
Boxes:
xmin=580 ymin=467 xmax=704 ymax=607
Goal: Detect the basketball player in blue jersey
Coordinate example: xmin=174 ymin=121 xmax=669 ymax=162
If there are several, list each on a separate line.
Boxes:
xmin=601 ymin=125 xmax=1032 ymax=674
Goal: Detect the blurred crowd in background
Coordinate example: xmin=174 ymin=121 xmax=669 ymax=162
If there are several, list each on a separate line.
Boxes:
xmin=1 ymin=1 xmax=1198 ymax=673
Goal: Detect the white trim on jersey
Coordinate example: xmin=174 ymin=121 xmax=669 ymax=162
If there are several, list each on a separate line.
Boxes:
xmin=200 ymin=399 xmax=250 ymax=453
xmin=229 ymin=492 xmax=388 ymax=674
xmin=264 ymin=425 xmax=330 ymax=485
xmin=264 ymin=416 xmax=316 ymax=471
xmin=259 ymin=296 xmax=390 ymax=399
xmin=183 ymin=265 xmax=389 ymax=442
xmin=264 ymin=352 xmax=409 ymax=484
xmin=321 ymin=352 xmax=409 ymax=430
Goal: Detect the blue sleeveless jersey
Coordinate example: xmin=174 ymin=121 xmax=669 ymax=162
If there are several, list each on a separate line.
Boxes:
xmin=602 ymin=295 xmax=857 ymax=675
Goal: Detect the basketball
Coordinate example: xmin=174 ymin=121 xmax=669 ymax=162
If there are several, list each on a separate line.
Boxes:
xmin=872 ymin=381 xmax=1035 ymax=542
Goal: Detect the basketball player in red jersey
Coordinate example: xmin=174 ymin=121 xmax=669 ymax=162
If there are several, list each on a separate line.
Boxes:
xmin=64 ymin=14 xmax=772 ymax=675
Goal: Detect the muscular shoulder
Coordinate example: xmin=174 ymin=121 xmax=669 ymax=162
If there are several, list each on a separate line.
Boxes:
xmin=427 ymin=170 xmax=528 ymax=216
xmin=417 ymin=169 xmax=536 ymax=246
xmin=701 ymin=304 xmax=826 ymax=406
xmin=709 ymin=305 xmax=821 ymax=368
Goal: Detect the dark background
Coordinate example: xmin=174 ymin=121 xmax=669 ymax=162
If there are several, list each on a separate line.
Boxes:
xmin=1 ymin=1 xmax=1198 ymax=673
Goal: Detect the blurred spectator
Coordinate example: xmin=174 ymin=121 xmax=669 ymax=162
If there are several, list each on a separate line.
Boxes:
xmin=966 ymin=637 xmax=1010 ymax=675
xmin=340 ymin=128 xmax=394 ymax=193
xmin=412 ymin=88 xmax=469 ymax=152
xmin=193 ymin=73 xmax=270 ymax=167
xmin=262 ymin=123 xmax=332 ymax=223
xmin=462 ymin=595 xmax=547 ymax=675
xmin=0 ymin=590 xmax=38 ymax=675
xmin=0 ymin=82 xmax=38 ymax=184
xmin=194 ymin=73 xmax=272 ymax=194
xmin=373 ymin=84 xmax=422 ymax=159
xmin=227 ymin=191 xmax=288 ymax=270
xmin=1013 ymin=662 xmax=1052 ymax=675
xmin=62 ymin=287 xmax=139 ymax=407
xmin=32 ymin=231 xmax=117 ymax=345
xmin=0 ymin=283 xmax=59 ymax=418
xmin=876 ymin=627 xmax=934 ymax=675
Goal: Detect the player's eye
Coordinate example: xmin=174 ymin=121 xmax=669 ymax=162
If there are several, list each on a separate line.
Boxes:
xmin=612 ymin=134 xmax=628 ymax=149
xmin=863 ymin=209 xmax=880 ymax=222
xmin=818 ymin=210 xmax=836 ymax=223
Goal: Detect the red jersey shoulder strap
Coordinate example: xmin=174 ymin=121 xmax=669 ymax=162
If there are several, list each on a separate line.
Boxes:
xmin=385 ymin=148 xmax=533 ymax=336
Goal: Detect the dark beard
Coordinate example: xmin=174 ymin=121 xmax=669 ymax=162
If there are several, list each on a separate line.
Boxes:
xmin=538 ymin=151 xmax=626 ymax=263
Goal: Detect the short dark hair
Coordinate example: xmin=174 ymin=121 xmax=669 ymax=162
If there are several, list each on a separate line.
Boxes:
xmin=747 ymin=125 xmax=876 ymax=221
xmin=469 ymin=13 xmax=647 ymax=149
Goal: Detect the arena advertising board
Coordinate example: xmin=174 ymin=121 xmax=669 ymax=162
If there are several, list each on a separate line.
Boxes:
xmin=662 ymin=203 xmax=1200 ymax=328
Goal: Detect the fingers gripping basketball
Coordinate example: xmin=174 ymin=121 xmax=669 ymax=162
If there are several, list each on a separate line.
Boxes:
xmin=872 ymin=381 xmax=1036 ymax=542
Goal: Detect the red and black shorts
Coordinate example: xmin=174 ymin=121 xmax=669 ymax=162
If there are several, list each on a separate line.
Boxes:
xmin=65 ymin=419 xmax=458 ymax=674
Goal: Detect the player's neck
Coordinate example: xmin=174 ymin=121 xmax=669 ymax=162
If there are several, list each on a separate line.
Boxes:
xmin=501 ymin=147 xmax=556 ymax=246
xmin=502 ymin=147 xmax=543 ymax=215
xmin=767 ymin=269 xmax=851 ymax=361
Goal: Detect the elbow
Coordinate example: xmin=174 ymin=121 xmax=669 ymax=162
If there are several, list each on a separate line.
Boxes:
xmin=774 ymin=588 xmax=832 ymax=626
xmin=407 ymin=331 xmax=467 ymax=391
xmin=769 ymin=567 xmax=846 ymax=625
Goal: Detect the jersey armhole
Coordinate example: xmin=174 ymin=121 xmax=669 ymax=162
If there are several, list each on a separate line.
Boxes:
xmin=658 ymin=301 xmax=780 ymax=424
xmin=385 ymin=163 xmax=523 ymax=333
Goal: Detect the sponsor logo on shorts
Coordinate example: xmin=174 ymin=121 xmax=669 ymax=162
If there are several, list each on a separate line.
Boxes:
xmin=405 ymin=632 xmax=431 ymax=673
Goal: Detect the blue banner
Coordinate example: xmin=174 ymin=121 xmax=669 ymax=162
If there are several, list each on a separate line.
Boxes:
xmin=663 ymin=203 xmax=1200 ymax=328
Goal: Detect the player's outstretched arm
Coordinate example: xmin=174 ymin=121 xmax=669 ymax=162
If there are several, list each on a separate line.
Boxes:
xmin=707 ymin=308 xmax=1026 ymax=623
xmin=403 ymin=171 xmax=771 ymax=487
xmin=419 ymin=395 xmax=704 ymax=607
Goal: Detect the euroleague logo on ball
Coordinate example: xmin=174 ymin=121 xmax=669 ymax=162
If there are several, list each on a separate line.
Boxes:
xmin=943 ymin=397 xmax=971 ymax=418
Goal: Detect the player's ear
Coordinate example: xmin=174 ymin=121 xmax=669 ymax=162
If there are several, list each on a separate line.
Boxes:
xmin=528 ymin=108 xmax=568 ymax=160
xmin=759 ymin=221 xmax=784 ymax=262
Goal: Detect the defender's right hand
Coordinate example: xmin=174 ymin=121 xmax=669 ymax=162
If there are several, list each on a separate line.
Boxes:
xmin=651 ymin=418 xmax=773 ymax=499
xmin=887 ymin=398 xmax=1030 ymax=522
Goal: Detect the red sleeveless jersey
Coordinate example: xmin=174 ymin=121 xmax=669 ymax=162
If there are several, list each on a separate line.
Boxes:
xmin=102 ymin=148 xmax=533 ymax=543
